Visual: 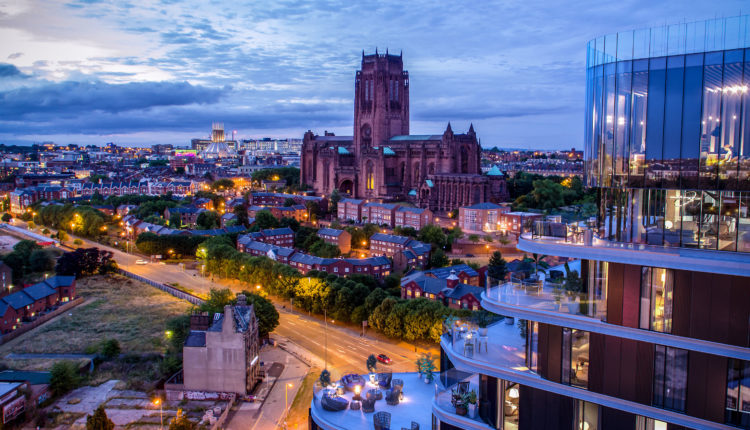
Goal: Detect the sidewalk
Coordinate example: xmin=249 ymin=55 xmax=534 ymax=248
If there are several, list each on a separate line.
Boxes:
xmin=225 ymin=342 xmax=310 ymax=430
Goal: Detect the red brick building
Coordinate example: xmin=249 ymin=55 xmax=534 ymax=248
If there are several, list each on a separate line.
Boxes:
xmin=400 ymin=269 xmax=482 ymax=310
xmin=239 ymin=227 xmax=294 ymax=248
xmin=363 ymin=202 xmax=398 ymax=227
xmin=0 ymin=276 xmax=76 ymax=334
xmin=338 ymin=198 xmax=364 ymax=222
xmin=458 ymin=202 xmax=510 ymax=233
xmin=394 ymin=206 xmax=432 ymax=230
xmin=317 ymin=228 xmax=351 ymax=254
xmin=301 ymin=52 xmax=507 ymax=212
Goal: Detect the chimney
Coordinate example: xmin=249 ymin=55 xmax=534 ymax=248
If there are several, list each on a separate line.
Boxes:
xmin=446 ymin=270 xmax=459 ymax=289
xmin=237 ymin=293 xmax=247 ymax=306
xmin=222 ymin=305 xmax=234 ymax=334
xmin=190 ymin=312 xmax=210 ymax=331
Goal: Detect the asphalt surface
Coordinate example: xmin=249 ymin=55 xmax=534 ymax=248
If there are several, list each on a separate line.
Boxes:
xmin=7 ymin=221 xmax=427 ymax=377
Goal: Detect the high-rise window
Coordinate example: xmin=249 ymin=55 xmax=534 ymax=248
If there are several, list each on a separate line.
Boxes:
xmin=653 ymin=345 xmax=688 ymax=411
xmin=639 ymin=267 xmax=673 ymax=333
xmin=562 ymin=328 xmax=589 ymax=389
xmin=576 ymin=400 xmax=600 ymax=430
xmin=636 ymin=417 xmax=668 ymax=430
xmin=526 ymin=321 xmax=538 ymax=373
xmin=726 ymin=359 xmax=750 ymax=427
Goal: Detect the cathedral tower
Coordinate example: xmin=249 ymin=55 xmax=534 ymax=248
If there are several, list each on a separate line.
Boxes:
xmin=353 ymin=49 xmax=409 ymax=159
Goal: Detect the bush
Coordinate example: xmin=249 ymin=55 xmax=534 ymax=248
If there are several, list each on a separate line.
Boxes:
xmin=100 ymin=339 xmax=121 ymax=360
xmin=73 ymin=239 xmax=83 ymax=246
xmin=86 ymin=405 xmax=114 ymax=430
xmin=50 ymin=361 xmax=81 ymax=395
xmin=1 ymin=213 xmax=11 ymax=222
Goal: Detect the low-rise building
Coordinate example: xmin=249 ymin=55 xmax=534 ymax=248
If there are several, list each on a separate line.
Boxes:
xmin=338 ymin=198 xmax=364 ymax=222
xmin=0 ymin=382 xmax=26 ymax=425
xmin=498 ymin=211 xmax=544 ymax=234
xmin=400 ymin=269 xmax=483 ymax=310
xmin=0 ymin=276 xmax=76 ymax=334
xmin=239 ymin=227 xmax=295 ymax=248
xmin=458 ymin=202 xmax=510 ymax=233
xmin=317 ymin=228 xmax=351 ymax=254
xmin=164 ymin=206 xmax=205 ymax=227
xmin=270 ymin=204 xmax=307 ymax=222
xmin=369 ymin=233 xmax=431 ymax=271
xmin=182 ymin=296 xmax=261 ymax=396
xmin=363 ymin=202 xmax=398 ymax=227
xmin=237 ymin=237 xmax=296 ymax=264
xmin=394 ymin=206 xmax=433 ymax=230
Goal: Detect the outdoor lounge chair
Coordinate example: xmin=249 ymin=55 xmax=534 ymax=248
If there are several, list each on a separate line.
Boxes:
xmin=374 ymin=411 xmax=391 ymax=430
xmin=341 ymin=373 xmax=366 ymax=392
xmin=321 ymin=394 xmax=349 ymax=411
xmin=385 ymin=385 xmax=402 ymax=406
xmin=378 ymin=372 xmax=393 ymax=389
xmin=362 ymin=397 xmax=376 ymax=413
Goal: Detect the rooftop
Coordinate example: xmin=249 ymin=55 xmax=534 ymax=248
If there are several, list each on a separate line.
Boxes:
xmin=390 ymin=135 xmax=443 ymax=141
xmin=310 ymin=372 xmax=435 ymax=430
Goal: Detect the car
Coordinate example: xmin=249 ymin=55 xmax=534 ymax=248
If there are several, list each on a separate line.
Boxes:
xmin=376 ymin=354 xmax=392 ymax=364
xmin=135 ymin=259 xmax=148 ymax=265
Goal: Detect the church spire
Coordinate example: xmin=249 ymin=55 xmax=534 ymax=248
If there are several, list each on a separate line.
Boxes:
xmin=446 ymin=122 xmax=452 ymax=133
xmin=468 ymin=123 xmax=475 ymax=134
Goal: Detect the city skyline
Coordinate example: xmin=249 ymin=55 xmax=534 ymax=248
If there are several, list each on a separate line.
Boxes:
xmin=0 ymin=0 xmax=747 ymax=149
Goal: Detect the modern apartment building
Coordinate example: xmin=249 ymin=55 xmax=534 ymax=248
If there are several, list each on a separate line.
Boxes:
xmin=433 ymin=16 xmax=750 ymax=430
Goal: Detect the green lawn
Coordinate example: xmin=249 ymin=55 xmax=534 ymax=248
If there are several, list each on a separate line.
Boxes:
xmin=0 ymin=274 xmax=192 ymax=356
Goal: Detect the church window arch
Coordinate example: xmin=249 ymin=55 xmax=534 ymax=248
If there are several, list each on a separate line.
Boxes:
xmin=366 ymin=160 xmax=375 ymax=191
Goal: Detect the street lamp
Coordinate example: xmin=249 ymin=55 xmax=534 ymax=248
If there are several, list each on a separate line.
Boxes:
xmin=285 ymin=382 xmax=294 ymax=425
xmin=153 ymin=397 xmax=163 ymax=429
xmin=324 ymin=308 xmax=328 ymax=369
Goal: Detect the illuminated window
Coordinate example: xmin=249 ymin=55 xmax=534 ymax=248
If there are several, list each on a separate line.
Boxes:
xmin=639 ymin=267 xmax=673 ymax=333
xmin=726 ymin=359 xmax=750 ymax=427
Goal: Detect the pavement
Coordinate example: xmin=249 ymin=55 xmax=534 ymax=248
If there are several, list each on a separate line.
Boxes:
xmin=225 ymin=343 xmax=309 ymax=430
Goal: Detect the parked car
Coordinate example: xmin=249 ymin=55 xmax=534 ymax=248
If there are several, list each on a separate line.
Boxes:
xmin=377 ymin=354 xmax=392 ymax=364
xmin=135 ymin=259 xmax=148 ymax=265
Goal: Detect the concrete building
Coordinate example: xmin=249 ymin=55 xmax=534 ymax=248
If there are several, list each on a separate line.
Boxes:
xmin=182 ymin=296 xmax=260 ymax=396
xmin=458 ymin=202 xmax=510 ymax=233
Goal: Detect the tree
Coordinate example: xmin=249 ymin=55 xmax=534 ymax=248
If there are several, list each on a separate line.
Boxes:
xmin=57 ymin=230 xmax=69 ymax=242
xmin=366 ymin=354 xmax=377 ymax=373
xmin=210 ymin=178 xmax=235 ymax=191
xmin=319 ymin=369 xmax=331 ymax=387
xmin=50 ymin=361 xmax=80 ymax=394
xmin=254 ymin=210 xmax=279 ymax=230
xmin=468 ymin=234 xmax=480 ymax=243
xmin=169 ymin=409 xmax=196 ymax=430
xmin=169 ymin=213 xmax=182 ymax=228
xmin=165 ymin=315 xmax=191 ymax=353
xmin=196 ymin=211 xmax=220 ymax=230
xmin=429 ymin=249 xmax=449 ymax=269
xmin=233 ymin=204 xmax=249 ymax=227
xmin=13 ymin=240 xmax=41 ymax=262
xmin=418 ymin=224 xmax=446 ymax=249
xmin=73 ymin=238 xmax=83 ymax=246
xmin=487 ymin=251 xmax=508 ymax=282
xmin=199 ymin=288 xmax=234 ymax=314
xmin=26 ymin=220 xmax=35 ymax=229
xmin=240 ymin=292 xmax=280 ymax=338
xmin=86 ymin=405 xmax=114 ymax=430
xmin=1 ymin=213 xmax=11 ymax=222
xmin=283 ymin=198 xmax=296 ymax=207
xmin=329 ymin=189 xmax=341 ymax=215
xmin=29 ymin=249 xmax=55 ymax=273
xmin=100 ymin=339 xmax=121 ymax=360
xmin=55 ymin=248 xmax=116 ymax=277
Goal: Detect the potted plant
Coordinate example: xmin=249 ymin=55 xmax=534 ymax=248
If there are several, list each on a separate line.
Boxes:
xmin=319 ymin=369 xmax=331 ymax=388
xmin=366 ymin=355 xmax=377 ymax=383
xmin=419 ymin=353 xmax=436 ymax=384
xmin=466 ymin=390 xmax=478 ymax=418
xmin=475 ymin=310 xmax=492 ymax=336
xmin=451 ymin=388 xmax=468 ymax=416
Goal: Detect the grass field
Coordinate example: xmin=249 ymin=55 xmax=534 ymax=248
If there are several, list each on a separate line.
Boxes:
xmin=0 ymin=274 xmax=192 ymax=357
xmin=285 ymin=367 xmax=318 ymax=429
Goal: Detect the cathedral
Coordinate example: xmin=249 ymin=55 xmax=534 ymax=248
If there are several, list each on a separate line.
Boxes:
xmin=300 ymin=51 xmax=507 ymax=212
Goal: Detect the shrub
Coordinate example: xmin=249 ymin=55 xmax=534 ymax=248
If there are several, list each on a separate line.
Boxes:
xmin=100 ymin=339 xmax=121 ymax=360
xmin=50 ymin=361 xmax=81 ymax=395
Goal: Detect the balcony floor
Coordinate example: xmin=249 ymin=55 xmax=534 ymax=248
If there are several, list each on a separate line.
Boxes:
xmin=444 ymin=320 xmax=527 ymax=371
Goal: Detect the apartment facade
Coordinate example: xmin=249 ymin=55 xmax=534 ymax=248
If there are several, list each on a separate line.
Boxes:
xmin=458 ymin=202 xmax=510 ymax=233
xmin=430 ymin=17 xmax=750 ymax=430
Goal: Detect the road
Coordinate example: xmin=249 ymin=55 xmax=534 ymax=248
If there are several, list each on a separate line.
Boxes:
xmin=7 ymin=220 xmax=430 ymax=377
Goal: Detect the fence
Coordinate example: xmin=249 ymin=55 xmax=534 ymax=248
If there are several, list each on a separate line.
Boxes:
xmin=0 ymin=297 xmax=85 ymax=345
xmin=118 ymin=269 xmax=205 ymax=306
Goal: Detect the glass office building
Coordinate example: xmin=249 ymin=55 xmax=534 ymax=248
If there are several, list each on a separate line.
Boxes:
xmin=585 ymin=16 xmax=750 ymax=252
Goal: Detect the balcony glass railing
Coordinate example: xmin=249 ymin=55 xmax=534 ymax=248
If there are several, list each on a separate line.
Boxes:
xmin=442 ymin=318 xmax=527 ymax=370
xmin=433 ymin=373 xmax=489 ymax=426
xmin=484 ymin=278 xmax=607 ymax=321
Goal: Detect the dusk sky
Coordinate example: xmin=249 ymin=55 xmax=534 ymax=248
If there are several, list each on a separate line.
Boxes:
xmin=0 ymin=0 xmax=746 ymax=149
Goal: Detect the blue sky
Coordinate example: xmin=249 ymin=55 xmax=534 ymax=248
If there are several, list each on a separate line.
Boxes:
xmin=0 ymin=0 xmax=746 ymax=149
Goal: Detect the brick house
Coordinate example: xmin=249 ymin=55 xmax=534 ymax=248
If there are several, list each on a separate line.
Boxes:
xmin=394 ymin=206 xmax=433 ymax=230
xmin=164 ymin=207 xmax=206 ymax=227
xmin=369 ymin=233 xmax=431 ymax=271
xmin=363 ymin=202 xmax=398 ymax=227
xmin=400 ymin=269 xmax=483 ymax=310
xmin=338 ymin=198 xmax=365 ymax=222
xmin=317 ymin=228 xmax=351 ymax=253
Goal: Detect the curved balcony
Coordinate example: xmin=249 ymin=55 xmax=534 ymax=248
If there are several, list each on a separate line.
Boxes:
xmin=442 ymin=318 xmax=527 ymax=371
xmin=517 ymin=231 xmax=750 ymax=277
xmin=440 ymin=333 xmax=734 ymax=430
xmin=432 ymin=374 xmax=495 ymax=430
xmin=482 ymin=282 xmax=750 ymax=361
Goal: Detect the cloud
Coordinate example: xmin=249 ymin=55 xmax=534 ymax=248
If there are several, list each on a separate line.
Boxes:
xmin=0 ymin=80 xmax=224 ymax=119
xmin=0 ymin=63 xmax=25 ymax=78
xmin=7 ymin=53 xmax=23 ymax=60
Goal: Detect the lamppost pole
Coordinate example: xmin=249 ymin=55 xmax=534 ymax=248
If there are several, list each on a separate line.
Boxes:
xmin=285 ymin=382 xmax=293 ymax=428
xmin=324 ymin=308 xmax=328 ymax=369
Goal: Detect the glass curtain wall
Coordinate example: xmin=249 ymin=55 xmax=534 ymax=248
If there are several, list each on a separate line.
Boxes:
xmin=586 ymin=17 xmax=750 ymax=254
